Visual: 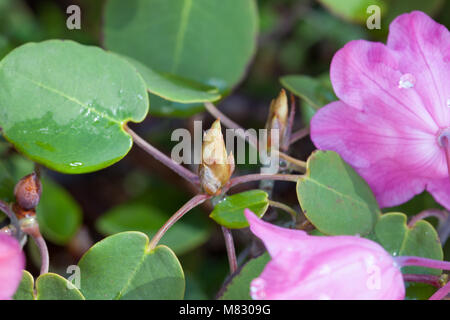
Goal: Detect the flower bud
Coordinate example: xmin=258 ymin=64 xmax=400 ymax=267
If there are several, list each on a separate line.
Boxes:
xmin=245 ymin=209 xmax=405 ymax=300
xmin=199 ymin=120 xmax=235 ymax=195
xmin=14 ymin=173 xmax=42 ymax=210
xmin=265 ymin=89 xmax=288 ymax=149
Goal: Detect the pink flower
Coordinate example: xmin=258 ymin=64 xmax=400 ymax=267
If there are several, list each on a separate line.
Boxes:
xmin=0 ymin=234 xmax=25 ymax=300
xmin=310 ymin=11 xmax=450 ymax=208
xmin=244 ymin=209 xmax=405 ymax=300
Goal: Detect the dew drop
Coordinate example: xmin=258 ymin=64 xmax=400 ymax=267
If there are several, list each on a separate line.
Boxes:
xmin=447 ymin=99 xmax=450 ymax=108
xmin=398 ymin=73 xmax=416 ymax=89
xmin=250 ymin=278 xmax=266 ymax=299
xmin=137 ymin=94 xmax=143 ymax=100
xmin=69 ymin=162 xmax=83 ymax=167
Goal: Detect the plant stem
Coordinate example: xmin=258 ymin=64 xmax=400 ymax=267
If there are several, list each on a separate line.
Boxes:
xmin=429 ymin=281 xmax=450 ymax=300
xmin=289 ymin=127 xmax=310 ymax=145
xmin=396 ymin=256 xmax=450 ymax=271
xmin=408 ymin=209 xmax=448 ymax=228
xmin=275 ymin=150 xmax=306 ymax=172
xmin=33 ymin=233 xmax=49 ymax=275
xmin=402 ymin=274 xmax=442 ymax=288
xmin=221 ymin=226 xmax=237 ymax=274
xmin=268 ymin=200 xmax=297 ymax=223
xmin=148 ymin=194 xmax=211 ymax=251
xmin=22 ymin=222 xmax=49 ymax=275
xmin=224 ymin=173 xmax=302 ymax=193
xmin=124 ymin=125 xmax=200 ymax=186
xmin=0 ymin=200 xmax=23 ymax=240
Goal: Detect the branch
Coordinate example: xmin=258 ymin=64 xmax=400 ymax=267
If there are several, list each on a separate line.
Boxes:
xmin=148 ymin=194 xmax=211 ymax=251
xmin=221 ymin=226 xmax=237 ymax=274
xmin=224 ymin=173 xmax=302 ymax=193
xmin=125 ymin=125 xmax=200 ymax=186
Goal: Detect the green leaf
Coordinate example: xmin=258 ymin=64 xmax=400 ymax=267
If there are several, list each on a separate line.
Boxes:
xmin=13 ymin=270 xmax=35 ymax=300
xmin=210 ymin=190 xmax=269 ymax=229
xmin=148 ymin=95 xmax=206 ymax=117
xmin=0 ymin=39 xmax=149 ymax=174
xmin=96 ymin=202 xmax=210 ymax=255
xmin=13 ymin=271 xmax=85 ymax=300
xmin=103 ymin=0 xmax=258 ymax=116
xmin=37 ymin=178 xmax=82 ymax=245
xmin=77 ymin=231 xmax=185 ymax=300
xmin=297 ymin=150 xmax=380 ymax=235
xmin=280 ymin=74 xmax=336 ymax=111
xmin=35 ymin=273 xmax=85 ymax=300
xmin=220 ymin=253 xmax=270 ymax=300
xmin=123 ymin=56 xmax=221 ymax=104
xmin=374 ymin=212 xmax=443 ymax=275
xmin=317 ymin=0 xmax=386 ymax=24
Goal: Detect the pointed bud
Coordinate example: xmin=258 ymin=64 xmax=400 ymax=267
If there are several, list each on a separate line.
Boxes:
xmin=266 ymin=89 xmax=288 ymax=149
xmin=14 ymin=173 xmax=42 ymax=210
xmin=199 ymin=120 xmax=235 ymax=195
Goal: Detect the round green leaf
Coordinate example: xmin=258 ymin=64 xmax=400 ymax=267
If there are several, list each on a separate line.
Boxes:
xmin=123 ymin=56 xmax=221 ymax=103
xmin=374 ymin=212 xmax=443 ymax=275
xmin=219 ymin=253 xmax=270 ymax=300
xmin=14 ymin=271 xmax=85 ymax=300
xmin=103 ymin=0 xmax=258 ymax=116
xmin=37 ymin=178 xmax=82 ymax=245
xmin=35 ymin=273 xmax=85 ymax=300
xmin=0 ymin=39 xmax=149 ymax=174
xmin=77 ymin=231 xmax=185 ymax=300
xmin=210 ymin=190 xmax=269 ymax=229
xmin=13 ymin=270 xmax=35 ymax=300
xmin=297 ymin=150 xmax=380 ymax=235
xmin=96 ymin=202 xmax=210 ymax=255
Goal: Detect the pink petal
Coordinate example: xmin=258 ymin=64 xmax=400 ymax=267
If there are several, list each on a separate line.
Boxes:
xmin=0 ymin=235 xmax=25 ymax=300
xmin=387 ymin=11 xmax=450 ymax=127
xmin=311 ymin=101 xmax=442 ymax=207
xmin=244 ymin=209 xmax=308 ymax=257
xmin=330 ymin=39 xmax=438 ymax=132
xmin=245 ymin=211 xmax=405 ymax=300
xmin=426 ymin=178 xmax=450 ymax=210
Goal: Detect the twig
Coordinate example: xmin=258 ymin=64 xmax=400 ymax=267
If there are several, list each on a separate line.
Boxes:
xmin=408 ymin=209 xmax=448 ymax=228
xmin=268 ymin=200 xmax=297 ymax=223
xmin=221 ymin=226 xmax=237 ymax=274
xmin=22 ymin=222 xmax=49 ymax=275
xmin=289 ymin=127 xmax=310 ymax=145
xmin=224 ymin=173 xmax=302 ymax=193
xmin=148 ymin=194 xmax=211 ymax=251
xmin=429 ymin=281 xmax=450 ymax=300
xmin=403 ymin=274 xmax=442 ymax=288
xmin=124 ymin=125 xmax=200 ymax=186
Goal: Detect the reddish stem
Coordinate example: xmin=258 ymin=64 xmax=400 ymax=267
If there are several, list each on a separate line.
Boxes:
xmin=403 ymin=274 xmax=441 ymax=288
xmin=396 ymin=256 xmax=450 ymax=271
xmin=221 ymin=226 xmax=237 ymax=274
xmin=125 ymin=125 xmax=200 ymax=186
xmin=408 ymin=209 xmax=448 ymax=228
xmin=148 ymin=194 xmax=211 ymax=251
xmin=223 ymin=173 xmax=302 ymax=193
xmin=429 ymin=281 xmax=450 ymax=300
